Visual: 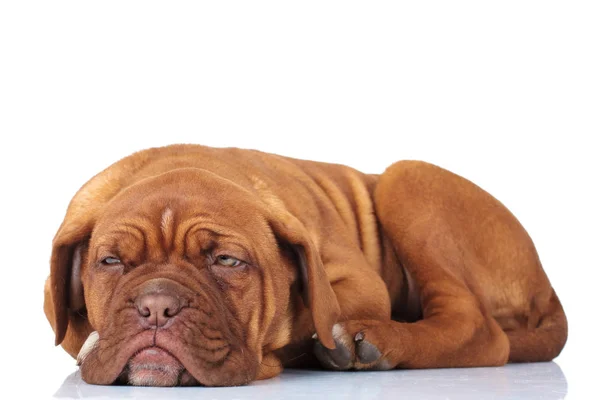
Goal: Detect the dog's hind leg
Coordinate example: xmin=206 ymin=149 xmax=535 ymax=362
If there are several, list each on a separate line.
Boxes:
xmin=504 ymin=289 xmax=567 ymax=362
xmin=314 ymin=160 xmax=566 ymax=370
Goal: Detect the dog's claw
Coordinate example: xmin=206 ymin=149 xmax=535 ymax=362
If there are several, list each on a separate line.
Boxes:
xmin=314 ymin=323 xmax=386 ymax=370
xmin=77 ymin=331 xmax=99 ymax=366
xmin=314 ymin=335 xmax=352 ymax=369
xmin=356 ymin=339 xmax=382 ymax=364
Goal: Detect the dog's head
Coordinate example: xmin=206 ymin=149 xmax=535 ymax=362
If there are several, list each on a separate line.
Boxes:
xmin=44 ymin=166 xmax=339 ymax=386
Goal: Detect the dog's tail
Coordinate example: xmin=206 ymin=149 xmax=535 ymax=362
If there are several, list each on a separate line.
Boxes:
xmin=506 ymin=289 xmax=568 ymax=362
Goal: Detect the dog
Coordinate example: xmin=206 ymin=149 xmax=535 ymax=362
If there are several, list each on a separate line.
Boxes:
xmin=44 ymin=144 xmax=567 ymax=386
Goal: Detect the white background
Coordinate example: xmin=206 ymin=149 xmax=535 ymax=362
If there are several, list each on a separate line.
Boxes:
xmin=1 ymin=1 xmax=598 ymax=399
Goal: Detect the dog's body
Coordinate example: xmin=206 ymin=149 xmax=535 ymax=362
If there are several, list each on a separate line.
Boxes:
xmin=44 ymin=144 xmax=567 ymax=386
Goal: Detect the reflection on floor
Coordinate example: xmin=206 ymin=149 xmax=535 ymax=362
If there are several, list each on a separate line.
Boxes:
xmin=53 ymin=362 xmax=566 ymax=400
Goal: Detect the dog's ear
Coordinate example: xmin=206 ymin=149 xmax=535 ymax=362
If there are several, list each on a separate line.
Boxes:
xmin=44 ymin=150 xmax=153 ymax=355
xmin=45 ymin=149 xmax=164 ymax=357
xmin=44 ymin=209 xmax=97 ymax=358
xmin=47 ymin=224 xmax=91 ymax=342
xmin=269 ymin=213 xmax=340 ymax=350
xmin=45 ymin=174 xmax=126 ymax=356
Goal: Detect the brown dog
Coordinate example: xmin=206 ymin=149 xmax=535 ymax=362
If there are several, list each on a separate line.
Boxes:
xmin=44 ymin=144 xmax=567 ymax=386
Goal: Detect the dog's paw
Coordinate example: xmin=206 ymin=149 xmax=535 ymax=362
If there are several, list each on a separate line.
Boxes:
xmin=313 ymin=322 xmax=391 ymax=370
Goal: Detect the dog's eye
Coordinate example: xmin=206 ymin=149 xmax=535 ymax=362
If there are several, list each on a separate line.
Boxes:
xmin=101 ymin=257 xmax=122 ymax=265
xmin=216 ymin=255 xmax=241 ymax=267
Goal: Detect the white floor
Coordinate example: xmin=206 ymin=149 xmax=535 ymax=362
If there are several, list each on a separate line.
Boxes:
xmin=10 ymin=315 xmax=596 ymax=400
xmin=47 ymin=363 xmax=565 ymax=400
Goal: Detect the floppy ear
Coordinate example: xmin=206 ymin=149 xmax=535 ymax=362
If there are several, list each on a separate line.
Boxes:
xmin=44 ymin=149 xmax=161 ymax=357
xmin=48 ymin=227 xmax=90 ymax=340
xmin=44 ymin=172 xmax=122 ymax=355
xmin=44 ymin=150 xmax=154 ymax=353
xmin=44 ymin=216 xmax=95 ymax=357
xmin=269 ymin=214 xmax=340 ymax=350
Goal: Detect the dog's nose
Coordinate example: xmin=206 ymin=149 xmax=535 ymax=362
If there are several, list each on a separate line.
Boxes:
xmin=135 ymin=293 xmax=182 ymax=327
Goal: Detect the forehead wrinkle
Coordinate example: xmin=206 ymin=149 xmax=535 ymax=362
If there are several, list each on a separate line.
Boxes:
xmin=114 ymin=223 xmax=145 ymax=242
xmin=96 ymin=223 xmax=147 ymax=264
xmin=113 ymin=223 xmax=147 ymax=254
xmin=173 ymin=215 xmax=212 ymax=255
xmin=118 ymin=219 xmax=163 ymax=261
xmin=173 ymin=215 xmax=248 ymax=253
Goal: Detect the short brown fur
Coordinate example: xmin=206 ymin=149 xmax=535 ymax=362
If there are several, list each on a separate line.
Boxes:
xmin=44 ymin=145 xmax=567 ymax=386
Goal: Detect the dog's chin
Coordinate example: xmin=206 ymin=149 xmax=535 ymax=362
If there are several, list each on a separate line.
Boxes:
xmin=121 ymin=347 xmax=197 ymax=387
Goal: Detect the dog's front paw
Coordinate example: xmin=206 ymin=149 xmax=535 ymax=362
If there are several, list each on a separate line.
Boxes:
xmin=313 ymin=322 xmax=391 ymax=370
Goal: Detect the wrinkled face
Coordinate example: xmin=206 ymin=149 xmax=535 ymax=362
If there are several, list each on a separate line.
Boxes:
xmin=76 ymin=171 xmax=297 ymax=386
